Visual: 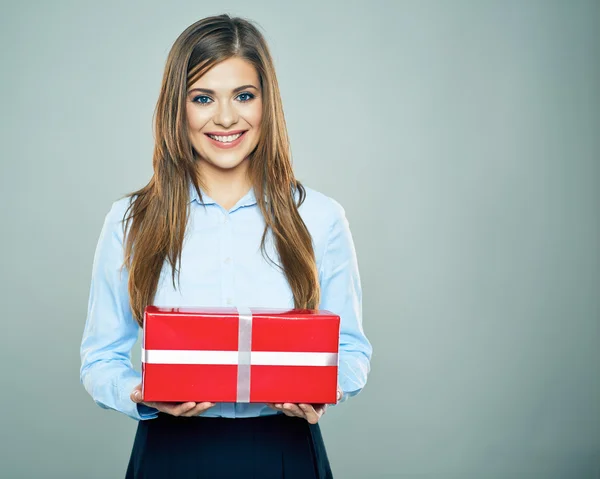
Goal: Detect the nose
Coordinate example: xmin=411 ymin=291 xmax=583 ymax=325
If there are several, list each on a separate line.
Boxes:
xmin=213 ymin=99 xmax=238 ymax=128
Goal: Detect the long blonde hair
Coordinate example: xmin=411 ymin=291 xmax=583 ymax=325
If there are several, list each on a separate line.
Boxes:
xmin=120 ymin=14 xmax=319 ymax=327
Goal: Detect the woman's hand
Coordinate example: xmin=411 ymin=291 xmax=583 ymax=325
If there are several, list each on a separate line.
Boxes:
xmin=130 ymin=383 xmax=216 ymax=417
xmin=266 ymin=386 xmax=343 ymax=424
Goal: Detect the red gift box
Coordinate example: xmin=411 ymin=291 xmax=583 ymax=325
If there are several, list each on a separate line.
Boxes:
xmin=141 ymin=306 xmax=341 ymax=404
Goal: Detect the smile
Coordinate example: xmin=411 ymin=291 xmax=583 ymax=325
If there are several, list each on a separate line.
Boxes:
xmin=207 ymin=132 xmax=244 ymax=142
xmin=204 ymin=131 xmax=247 ymax=149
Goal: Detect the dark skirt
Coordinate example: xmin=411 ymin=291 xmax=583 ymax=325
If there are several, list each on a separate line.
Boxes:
xmin=125 ymin=412 xmax=333 ymax=479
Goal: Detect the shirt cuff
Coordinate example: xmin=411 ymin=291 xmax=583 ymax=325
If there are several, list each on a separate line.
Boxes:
xmin=119 ymin=374 xmax=159 ymax=421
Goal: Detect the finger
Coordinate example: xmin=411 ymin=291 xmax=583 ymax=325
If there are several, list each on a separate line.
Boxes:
xmin=266 ymin=403 xmax=280 ymax=411
xmin=278 ymin=403 xmax=297 ymax=418
xmin=162 ymin=402 xmax=196 ymax=416
xmin=283 ymin=403 xmax=306 ymax=419
xmin=192 ymin=402 xmax=216 ymax=416
xmin=176 ymin=402 xmax=198 ymax=416
xmin=301 ymin=404 xmax=320 ymax=424
xmin=269 ymin=403 xmax=295 ymax=417
xmin=312 ymin=403 xmax=327 ymax=415
xmin=182 ymin=402 xmax=215 ymax=417
xmin=299 ymin=404 xmax=320 ymax=424
xmin=130 ymin=385 xmax=143 ymax=403
xmin=196 ymin=402 xmax=216 ymax=414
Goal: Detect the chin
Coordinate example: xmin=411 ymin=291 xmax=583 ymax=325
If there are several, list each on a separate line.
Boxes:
xmin=201 ymin=154 xmax=248 ymax=170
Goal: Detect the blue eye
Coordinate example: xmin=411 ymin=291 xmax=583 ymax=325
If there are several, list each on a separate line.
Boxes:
xmin=192 ymin=92 xmax=255 ymax=106
xmin=237 ymin=92 xmax=255 ymax=102
xmin=193 ymin=95 xmax=212 ymax=105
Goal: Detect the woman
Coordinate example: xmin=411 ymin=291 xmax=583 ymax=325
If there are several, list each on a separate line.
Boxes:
xmin=79 ymin=14 xmax=372 ymax=478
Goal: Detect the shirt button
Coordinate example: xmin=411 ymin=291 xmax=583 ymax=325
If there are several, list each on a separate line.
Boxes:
xmin=222 ymin=216 xmax=229 ymax=223
xmin=224 ymin=257 xmax=232 ymax=264
xmin=226 ymin=297 xmax=234 ymax=305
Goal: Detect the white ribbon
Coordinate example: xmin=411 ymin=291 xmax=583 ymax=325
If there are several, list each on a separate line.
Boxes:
xmin=141 ymin=349 xmax=338 ymax=366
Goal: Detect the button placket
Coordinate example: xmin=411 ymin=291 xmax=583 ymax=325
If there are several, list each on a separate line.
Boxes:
xmin=220 ymin=210 xmax=235 ymax=417
xmin=221 ymin=213 xmax=234 ymax=306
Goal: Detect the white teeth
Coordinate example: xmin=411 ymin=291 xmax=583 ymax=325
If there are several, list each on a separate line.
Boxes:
xmin=208 ymin=132 xmax=243 ymax=142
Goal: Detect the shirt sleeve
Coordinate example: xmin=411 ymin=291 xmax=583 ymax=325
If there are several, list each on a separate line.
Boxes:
xmin=318 ymin=199 xmax=373 ymax=404
xmin=79 ymin=199 xmax=159 ymax=421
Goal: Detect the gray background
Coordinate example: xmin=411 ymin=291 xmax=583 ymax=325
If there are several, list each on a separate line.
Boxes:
xmin=1 ymin=1 xmax=598 ymax=478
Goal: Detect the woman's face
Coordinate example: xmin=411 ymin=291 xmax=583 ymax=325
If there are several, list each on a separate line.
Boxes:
xmin=186 ymin=57 xmax=263 ymax=172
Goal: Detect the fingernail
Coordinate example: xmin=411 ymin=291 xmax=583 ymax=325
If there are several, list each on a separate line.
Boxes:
xmin=133 ymin=391 xmax=140 ymax=400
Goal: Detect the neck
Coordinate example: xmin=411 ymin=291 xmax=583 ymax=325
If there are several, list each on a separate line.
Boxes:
xmin=196 ymin=159 xmax=252 ymax=210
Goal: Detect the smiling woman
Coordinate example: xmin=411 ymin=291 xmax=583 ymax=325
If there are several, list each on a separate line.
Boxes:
xmin=79 ymin=12 xmax=372 ymax=479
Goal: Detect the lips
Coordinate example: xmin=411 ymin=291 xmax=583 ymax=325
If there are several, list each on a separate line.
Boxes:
xmin=204 ymin=130 xmax=247 ymax=149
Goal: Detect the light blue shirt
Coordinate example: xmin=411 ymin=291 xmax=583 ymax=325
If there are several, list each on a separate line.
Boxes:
xmin=80 ymin=181 xmax=372 ymax=421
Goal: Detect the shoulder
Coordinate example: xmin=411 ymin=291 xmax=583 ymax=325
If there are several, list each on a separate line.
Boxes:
xmin=104 ymin=195 xmax=135 ymax=225
xmin=297 ymin=183 xmax=346 ymax=218
xmin=295 ymin=184 xmax=358 ymax=274
xmin=99 ymin=195 xmax=135 ymax=244
xmin=295 ymin=184 xmax=348 ymax=241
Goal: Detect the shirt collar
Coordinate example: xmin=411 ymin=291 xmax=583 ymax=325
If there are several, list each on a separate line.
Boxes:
xmin=188 ymin=180 xmax=258 ymax=209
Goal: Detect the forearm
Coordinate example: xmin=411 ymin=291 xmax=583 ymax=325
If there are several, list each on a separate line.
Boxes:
xmin=80 ymin=359 xmax=158 ymax=421
xmin=337 ymin=349 xmax=371 ymax=402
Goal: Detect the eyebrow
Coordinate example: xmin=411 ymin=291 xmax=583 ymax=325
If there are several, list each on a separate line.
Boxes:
xmin=188 ymin=84 xmax=259 ymax=95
